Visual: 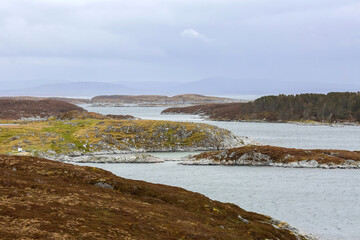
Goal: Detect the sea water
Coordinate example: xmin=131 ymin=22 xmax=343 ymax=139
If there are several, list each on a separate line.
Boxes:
xmin=76 ymin=162 xmax=360 ymax=240
xmin=82 ymin=105 xmax=360 ymax=150
xmin=78 ymin=105 xmax=360 ymax=239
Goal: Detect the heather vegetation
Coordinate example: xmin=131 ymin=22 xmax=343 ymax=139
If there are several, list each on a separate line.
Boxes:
xmin=0 ymin=99 xmax=84 ymax=120
xmin=182 ymin=145 xmax=360 ymax=168
xmin=0 ymin=155 xmax=314 ymax=240
xmin=163 ymin=92 xmax=360 ymax=123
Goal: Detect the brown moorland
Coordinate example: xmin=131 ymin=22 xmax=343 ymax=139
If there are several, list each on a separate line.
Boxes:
xmin=0 ymin=96 xmax=90 ymax=104
xmin=0 ymin=100 xmax=135 ymax=121
xmin=191 ymin=145 xmax=360 ymax=166
xmin=162 ymin=102 xmax=245 ymax=120
xmin=0 ymin=155 xmax=313 ymax=240
xmin=0 ymin=99 xmax=85 ymax=120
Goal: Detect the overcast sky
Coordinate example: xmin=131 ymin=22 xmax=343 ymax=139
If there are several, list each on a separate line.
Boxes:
xmin=0 ymin=0 xmax=359 ymax=89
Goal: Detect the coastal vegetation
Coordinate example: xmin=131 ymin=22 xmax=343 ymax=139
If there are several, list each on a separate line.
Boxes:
xmin=0 ymin=118 xmax=244 ymax=156
xmin=0 ymin=96 xmax=90 ymax=104
xmin=0 ymin=154 xmax=315 ymax=240
xmin=162 ymin=92 xmax=360 ymax=123
xmin=0 ymin=99 xmax=84 ymax=120
xmin=182 ymin=145 xmax=360 ymax=168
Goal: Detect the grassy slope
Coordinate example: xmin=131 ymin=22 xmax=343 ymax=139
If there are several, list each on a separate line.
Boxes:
xmin=0 ymin=119 xmax=233 ymax=155
xmin=0 ymin=155 xmax=311 ymax=240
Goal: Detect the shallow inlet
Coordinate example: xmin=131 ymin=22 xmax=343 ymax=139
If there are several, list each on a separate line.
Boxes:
xmin=78 ymin=105 xmax=360 ymax=239
xmin=81 ymin=104 xmax=360 ymax=150
xmin=76 ymin=161 xmax=360 ymax=240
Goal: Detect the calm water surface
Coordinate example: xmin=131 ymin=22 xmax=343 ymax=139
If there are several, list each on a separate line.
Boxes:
xmin=83 ymin=105 xmax=360 ymax=150
xmin=79 ymin=105 xmax=360 ymax=239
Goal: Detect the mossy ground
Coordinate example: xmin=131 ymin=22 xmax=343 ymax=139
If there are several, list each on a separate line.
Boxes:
xmin=0 ymin=119 xmax=232 ymax=155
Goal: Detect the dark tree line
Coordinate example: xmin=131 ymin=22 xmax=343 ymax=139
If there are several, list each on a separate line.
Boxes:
xmin=243 ymin=92 xmax=360 ymax=122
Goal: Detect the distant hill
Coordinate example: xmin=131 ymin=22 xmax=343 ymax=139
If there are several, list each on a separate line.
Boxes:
xmin=0 ymin=82 xmax=134 ymax=97
xmin=0 ymin=99 xmax=84 ymax=120
xmin=91 ymin=94 xmax=241 ymax=106
xmin=0 ymin=96 xmax=90 ymax=104
xmin=1 ymin=77 xmax=359 ymax=97
xmin=0 ymin=94 xmax=244 ymax=107
xmin=175 ymin=77 xmax=360 ymax=95
xmin=162 ymin=92 xmax=360 ymax=124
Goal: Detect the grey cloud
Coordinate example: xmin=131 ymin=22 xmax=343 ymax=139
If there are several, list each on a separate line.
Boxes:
xmin=0 ymin=0 xmax=359 ymax=91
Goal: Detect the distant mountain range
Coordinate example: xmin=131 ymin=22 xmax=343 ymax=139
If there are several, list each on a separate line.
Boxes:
xmin=0 ymin=82 xmax=132 ymax=98
xmin=1 ymin=77 xmax=359 ymax=97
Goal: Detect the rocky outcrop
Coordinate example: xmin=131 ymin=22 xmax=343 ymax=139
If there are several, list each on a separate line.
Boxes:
xmin=106 ymin=114 xmax=136 ymax=120
xmin=58 ymin=110 xmax=136 ymax=120
xmin=0 ymin=119 xmax=254 ymax=157
xmin=73 ymin=154 xmax=163 ymax=163
xmin=38 ymin=152 xmax=164 ymax=163
xmin=0 ymin=155 xmax=316 ymax=239
xmin=181 ymin=145 xmax=360 ymax=169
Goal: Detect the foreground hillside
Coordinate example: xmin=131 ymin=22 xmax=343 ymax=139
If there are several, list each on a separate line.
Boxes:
xmin=162 ymin=92 xmax=360 ymax=124
xmin=0 ymin=155 xmax=315 ymax=240
xmin=182 ymin=145 xmax=360 ymax=169
xmin=0 ymin=99 xmax=85 ymax=120
xmin=0 ymin=119 xmax=248 ymax=157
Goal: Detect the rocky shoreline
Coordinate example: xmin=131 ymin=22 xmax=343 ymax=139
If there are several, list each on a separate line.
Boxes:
xmin=37 ymin=151 xmax=171 ymax=163
xmin=1 ymin=118 xmax=256 ymax=157
xmin=70 ymin=153 xmax=164 ymax=163
xmin=180 ymin=145 xmax=360 ymax=169
xmin=162 ymin=110 xmax=360 ymax=127
xmin=180 ymin=158 xmax=360 ymax=169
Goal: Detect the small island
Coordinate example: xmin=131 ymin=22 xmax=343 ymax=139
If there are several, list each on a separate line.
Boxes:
xmin=0 ymin=100 xmax=254 ymax=163
xmin=90 ymin=94 xmax=241 ymax=107
xmin=181 ymin=145 xmax=360 ymax=169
